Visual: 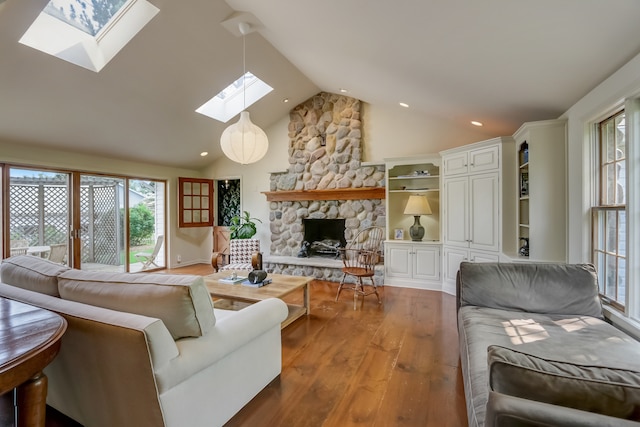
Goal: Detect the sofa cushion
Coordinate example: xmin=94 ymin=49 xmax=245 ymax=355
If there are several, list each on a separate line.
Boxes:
xmin=488 ymin=345 xmax=640 ymax=420
xmin=458 ymin=262 xmax=603 ymax=318
xmin=1 ymin=255 xmax=70 ymax=296
xmin=58 ymin=270 xmax=215 ymax=340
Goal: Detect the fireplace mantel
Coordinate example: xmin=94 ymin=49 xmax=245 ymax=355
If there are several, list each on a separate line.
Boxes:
xmin=262 ymin=187 xmax=385 ymax=202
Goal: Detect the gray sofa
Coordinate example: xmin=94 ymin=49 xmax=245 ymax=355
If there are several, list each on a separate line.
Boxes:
xmin=457 ymin=262 xmax=640 ymax=427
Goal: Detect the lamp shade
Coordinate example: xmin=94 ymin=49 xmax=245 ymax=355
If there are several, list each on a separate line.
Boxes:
xmin=403 ymin=194 xmax=432 ymax=215
xmin=220 ymin=111 xmax=269 ymax=164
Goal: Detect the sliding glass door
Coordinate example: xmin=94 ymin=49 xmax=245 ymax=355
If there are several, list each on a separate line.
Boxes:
xmin=77 ymin=174 xmax=125 ymax=271
xmin=128 ymin=179 xmax=166 ymax=272
xmin=3 ymin=166 xmax=166 ymax=272
xmin=7 ymin=168 xmax=70 ymax=263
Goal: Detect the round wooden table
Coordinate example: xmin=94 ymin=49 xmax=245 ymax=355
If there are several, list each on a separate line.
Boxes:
xmin=0 ymin=297 xmax=66 ymax=427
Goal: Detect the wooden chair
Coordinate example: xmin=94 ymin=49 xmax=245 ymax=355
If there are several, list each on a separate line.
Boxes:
xmin=335 ymin=226 xmax=384 ymax=309
xmin=47 ymin=243 xmax=68 ymax=264
xmin=134 ymin=235 xmax=164 ymax=270
xmin=211 ymin=238 xmax=262 ymax=273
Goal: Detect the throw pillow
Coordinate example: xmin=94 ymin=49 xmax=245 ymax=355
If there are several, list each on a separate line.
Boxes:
xmin=488 ymin=345 xmax=640 ymax=420
xmin=1 ymin=255 xmax=70 ymax=296
xmin=58 ymin=270 xmax=215 ymax=340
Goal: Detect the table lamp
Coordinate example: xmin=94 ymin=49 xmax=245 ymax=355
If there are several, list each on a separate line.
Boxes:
xmin=403 ymin=194 xmax=432 ymax=241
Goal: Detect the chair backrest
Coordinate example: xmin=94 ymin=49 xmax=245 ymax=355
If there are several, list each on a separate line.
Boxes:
xmin=11 ymin=239 xmax=29 ymax=248
xmin=150 ymin=235 xmax=164 ymax=258
xmin=346 ymin=226 xmax=384 ymax=255
xmin=48 ymin=243 xmax=68 ymax=264
xmin=229 ymin=239 xmax=260 ymax=264
xmin=10 ymin=247 xmax=28 ymax=257
xmin=340 ymin=226 xmax=384 ymax=272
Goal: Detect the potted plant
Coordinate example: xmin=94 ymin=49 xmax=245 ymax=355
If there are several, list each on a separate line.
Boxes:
xmin=229 ymin=211 xmax=262 ymax=239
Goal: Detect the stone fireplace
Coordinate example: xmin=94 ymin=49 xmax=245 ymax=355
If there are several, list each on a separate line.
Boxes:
xmin=263 ymin=92 xmax=385 ymax=283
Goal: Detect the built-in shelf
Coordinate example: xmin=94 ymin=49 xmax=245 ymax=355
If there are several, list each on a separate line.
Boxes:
xmin=389 ymin=175 xmax=440 ymax=180
xmin=519 ymin=224 xmax=530 ymax=228
xmin=520 ymin=195 xmax=529 ymax=200
xmin=262 ymin=187 xmax=385 ymax=202
xmin=389 ymin=189 xmax=440 ymax=193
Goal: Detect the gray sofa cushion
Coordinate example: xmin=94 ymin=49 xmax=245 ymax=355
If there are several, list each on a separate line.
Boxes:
xmin=1 ymin=255 xmax=70 ymax=296
xmin=58 ymin=270 xmax=215 ymax=340
xmin=458 ymin=262 xmax=603 ymax=318
xmin=488 ymin=345 xmax=640 ymax=420
xmin=458 ymin=306 xmax=640 ymax=427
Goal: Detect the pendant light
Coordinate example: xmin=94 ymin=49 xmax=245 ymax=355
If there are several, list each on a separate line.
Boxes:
xmin=219 ymin=22 xmax=269 ymax=165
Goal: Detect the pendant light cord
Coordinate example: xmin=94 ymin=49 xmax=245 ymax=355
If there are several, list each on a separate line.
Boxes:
xmin=242 ymin=31 xmax=246 ymax=110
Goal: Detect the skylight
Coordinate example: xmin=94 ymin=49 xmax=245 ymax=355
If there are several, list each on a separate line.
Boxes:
xmin=19 ymin=0 xmax=159 ymax=72
xmin=196 ymin=72 xmax=274 ymax=123
xmin=44 ymin=0 xmax=128 ymax=37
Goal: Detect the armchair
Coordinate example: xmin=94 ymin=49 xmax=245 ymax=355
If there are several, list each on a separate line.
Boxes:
xmin=212 ymin=238 xmax=262 ymax=273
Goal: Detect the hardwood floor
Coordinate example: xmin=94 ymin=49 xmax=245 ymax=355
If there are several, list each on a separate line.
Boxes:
xmin=32 ymin=263 xmax=467 ymax=426
xmin=172 ymin=264 xmax=467 ymax=427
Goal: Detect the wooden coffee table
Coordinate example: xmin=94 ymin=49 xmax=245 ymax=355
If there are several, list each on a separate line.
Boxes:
xmin=204 ymin=272 xmax=312 ymax=328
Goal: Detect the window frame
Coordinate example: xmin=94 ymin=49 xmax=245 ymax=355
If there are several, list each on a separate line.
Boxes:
xmin=591 ymin=109 xmax=627 ymax=312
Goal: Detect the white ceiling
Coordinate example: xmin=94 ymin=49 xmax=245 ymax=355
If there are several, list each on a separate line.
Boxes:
xmin=1 ymin=0 xmax=640 ymax=169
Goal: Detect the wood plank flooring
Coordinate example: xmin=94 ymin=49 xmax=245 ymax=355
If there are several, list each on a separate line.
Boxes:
xmin=13 ymin=263 xmax=468 ymax=427
xmin=172 ymin=264 xmax=467 ymax=427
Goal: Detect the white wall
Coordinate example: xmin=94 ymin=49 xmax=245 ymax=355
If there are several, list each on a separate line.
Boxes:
xmin=204 ymin=101 xmax=490 ymax=256
xmin=0 ymin=140 xmax=209 ymax=268
xmin=562 ymin=51 xmax=640 ymax=263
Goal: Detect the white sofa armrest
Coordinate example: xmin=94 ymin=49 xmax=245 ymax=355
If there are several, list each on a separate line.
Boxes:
xmin=154 ymin=297 xmax=288 ymax=392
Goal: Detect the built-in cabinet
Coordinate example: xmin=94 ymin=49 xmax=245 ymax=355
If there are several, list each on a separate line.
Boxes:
xmin=513 ymin=119 xmax=567 ymax=261
xmin=385 ymin=242 xmax=441 ymax=289
xmin=384 ymin=156 xmax=442 ymax=289
xmin=440 ymin=137 xmax=516 ymax=293
xmin=382 ymin=124 xmax=566 ymax=294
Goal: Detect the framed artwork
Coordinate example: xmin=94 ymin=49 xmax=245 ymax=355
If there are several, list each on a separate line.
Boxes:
xmin=394 ymin=228 xmax=404 ymax=240
xmin=178 ymin=177 xmax=214 ymax=227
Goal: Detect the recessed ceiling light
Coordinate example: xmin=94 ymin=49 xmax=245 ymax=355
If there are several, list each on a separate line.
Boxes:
xmin=200 ymin=152 xmax=208 ymax=157
xmin=471 ymin=121 xmax=483 ymax=127
xmin=283 ymin=98 xmax=289 ymax=103
xmin=399 ymin=102 xmax=409 ymax=108
xmin=339 ymin=88 xmax=348 ymax=93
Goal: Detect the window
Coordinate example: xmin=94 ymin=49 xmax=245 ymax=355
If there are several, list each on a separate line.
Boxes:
xmin=19 ymin=0 xmax=159 ymax=72
xmin=2 ymin=165 xmax=166 ymax=272
xmin=178 ymin=177 xmax=214 ymax=228
xmin=196 ymin=72 xmax=273 ymax=123
xmin=592 ymin=110 xmax=626 ymax=311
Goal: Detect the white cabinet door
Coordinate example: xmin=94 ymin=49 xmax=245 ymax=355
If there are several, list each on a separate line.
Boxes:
xmin=443 ymin=152 xmax=468 ymax=176
xmin=469 ymin=145 xmax=499 ymax=173
xmin=443 ymin=176 xmax=469 ymax=248
xmin=413 ymin=246 xmax=440 ymax=281
xmin=469 ymin=173 xmax=499 ymax=251
xmin=385 ymin=244 xmax=411 ymax=279
xmin=443 ymin=247 xmax=468 ymax=283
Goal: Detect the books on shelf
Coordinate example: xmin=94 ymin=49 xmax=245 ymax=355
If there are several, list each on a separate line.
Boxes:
xmin=218 ymin=276 xmax=246 ymax=284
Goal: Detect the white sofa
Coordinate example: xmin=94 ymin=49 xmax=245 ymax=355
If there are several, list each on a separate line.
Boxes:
xmin=0 ymin=255 xmax=288 ymax=427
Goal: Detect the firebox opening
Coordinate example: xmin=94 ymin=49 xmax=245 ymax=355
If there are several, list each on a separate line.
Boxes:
xmin=299 ymin=218 xmax=347 ymax=258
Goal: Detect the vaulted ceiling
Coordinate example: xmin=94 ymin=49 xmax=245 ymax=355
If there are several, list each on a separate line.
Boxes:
xmin=1 ymin=0 xmax=640 ymax=169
